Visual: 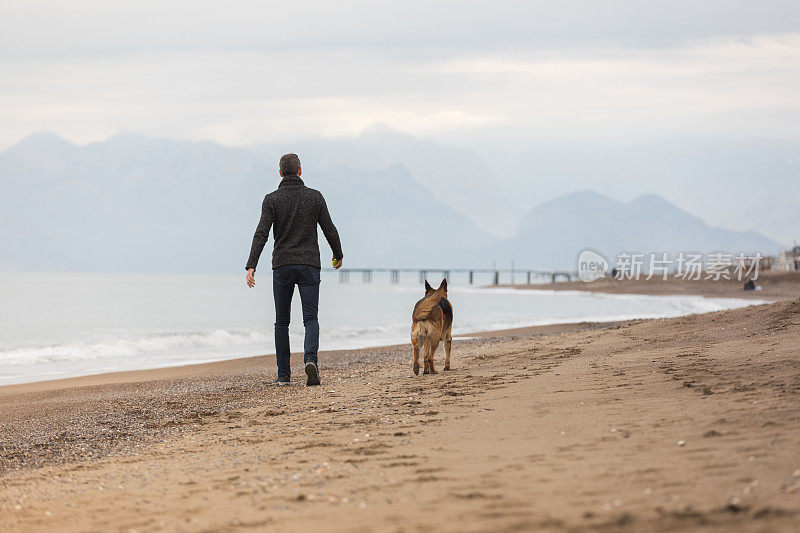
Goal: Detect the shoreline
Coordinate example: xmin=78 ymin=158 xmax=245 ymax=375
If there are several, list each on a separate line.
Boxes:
xmin=0 ymin=294 xmax=756 ymax=394
xmin=0 ymin=319 xmax=642 ymax=395
xmin=7 ymin=273 xmax=796 ymax=393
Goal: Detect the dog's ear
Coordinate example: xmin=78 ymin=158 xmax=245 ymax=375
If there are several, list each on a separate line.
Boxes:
xmin=439 ymin=278 xmax=447 ymax=293
xmin=424 ymin=280 xmax=433 ymax=294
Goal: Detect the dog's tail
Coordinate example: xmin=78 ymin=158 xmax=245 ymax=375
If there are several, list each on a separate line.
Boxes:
xmin=412 ymin=294 xmax=441 ymax=322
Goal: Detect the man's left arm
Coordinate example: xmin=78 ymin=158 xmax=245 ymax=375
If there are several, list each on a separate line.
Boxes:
xmin=317 ymin=194 xmax=343 ymax=267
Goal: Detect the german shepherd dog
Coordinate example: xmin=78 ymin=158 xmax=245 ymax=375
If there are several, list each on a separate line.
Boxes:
xmin=411 ymin=279 xmax=453 ymax=375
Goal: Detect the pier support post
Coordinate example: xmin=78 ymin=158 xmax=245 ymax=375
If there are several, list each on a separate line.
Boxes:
xmin=527 ymin=271 xmax=531 ymax=285
xmin=469 ymin=271 xmax=473 ymax=284
xmin=493 ymin=271 xmax=499 ymax=285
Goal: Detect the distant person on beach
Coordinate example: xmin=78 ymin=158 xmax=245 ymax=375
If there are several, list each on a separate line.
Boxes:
xmin=245 ymin=153 xmax=343 ymax=386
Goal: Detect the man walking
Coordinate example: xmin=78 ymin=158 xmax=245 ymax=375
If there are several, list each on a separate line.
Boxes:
xmin=246 ymin=153 xmax=343 ymax=386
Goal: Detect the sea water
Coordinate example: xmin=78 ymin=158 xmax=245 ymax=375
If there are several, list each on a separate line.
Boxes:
xmin=0 ymin=271 xmax=763 ymax=386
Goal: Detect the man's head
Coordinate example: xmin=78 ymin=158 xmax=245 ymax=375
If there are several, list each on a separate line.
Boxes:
xmin=279 ymin=153 xmax=301 ymax=177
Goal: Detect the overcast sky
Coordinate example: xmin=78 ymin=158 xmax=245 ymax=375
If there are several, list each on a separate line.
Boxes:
xmin=1 ymin=1 xmax=799 ymax=151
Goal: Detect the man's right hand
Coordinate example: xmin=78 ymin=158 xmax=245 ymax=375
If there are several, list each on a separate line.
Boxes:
xmin=332 ymin=257 xmax=342 ymax=270
xmin=246 ymin=268 xmax=256 ymax=287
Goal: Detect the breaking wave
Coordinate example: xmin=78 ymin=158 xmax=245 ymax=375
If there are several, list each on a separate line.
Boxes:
xmin=0 ymin=329 xmax=271 ymax=366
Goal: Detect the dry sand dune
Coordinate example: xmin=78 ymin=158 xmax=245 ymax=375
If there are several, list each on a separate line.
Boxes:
xmin=1 ymin=285 xmax=800 ymax=531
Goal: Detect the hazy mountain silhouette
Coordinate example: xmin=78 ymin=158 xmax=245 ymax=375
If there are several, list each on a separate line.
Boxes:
xmin=489 ymin=138 xmax=800 ymax=246
xmin=0 ymin=133 xmax=783 ymax=274
xmin=0 ymin=133 xmax=491 ymax=273
xmin=721 ymin=195 xmax=800 ymax=248
xmin=247 ymin=124 xmax=517 ymax=238
xmin=480 ymin=191 xmax=784 ymax=270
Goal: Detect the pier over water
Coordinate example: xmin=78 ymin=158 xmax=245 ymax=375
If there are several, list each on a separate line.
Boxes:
xmin=326 ymin=268 xmax=577 ymax=285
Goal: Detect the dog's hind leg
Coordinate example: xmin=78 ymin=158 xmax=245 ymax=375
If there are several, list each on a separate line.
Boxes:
xmin=444 ymin=329 xmax=452 ymax=371
xmin=428 ymin=341 xmax=439 ymax=374
xmin=411 ymin=336 xmax=421 ymax=375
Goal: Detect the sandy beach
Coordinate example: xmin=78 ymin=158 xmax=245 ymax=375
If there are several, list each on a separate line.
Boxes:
xmin=2 ymin=276 xmax=800 ymax=531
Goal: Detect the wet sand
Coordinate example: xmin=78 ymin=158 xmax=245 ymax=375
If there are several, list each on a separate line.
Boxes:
xmin=2 ymin=279 xmax=800 ymax=531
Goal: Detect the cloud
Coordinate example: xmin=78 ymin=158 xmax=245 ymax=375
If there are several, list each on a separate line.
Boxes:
xmin=0 ymin=3 xmax=799 ymax=149
xmin=3 ymin=1 xmax=800 ymax=59
xmin=432 ymin=33 xmax=800 ymax=138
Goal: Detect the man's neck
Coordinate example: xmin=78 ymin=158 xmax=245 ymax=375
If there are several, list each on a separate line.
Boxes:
xmin=279 ymin=175 xmax=303 ymax=188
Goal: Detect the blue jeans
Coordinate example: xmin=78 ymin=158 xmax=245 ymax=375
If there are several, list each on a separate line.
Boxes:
xmin=272 ymin=265 xmax=321 ymax=379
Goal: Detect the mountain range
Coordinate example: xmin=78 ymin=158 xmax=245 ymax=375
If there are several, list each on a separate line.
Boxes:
xmin=246 ymin=124 xmax=518 ymax=238
xmin=487 ymin=137 xmax=800 ymax=246
xmin=481 ymin=191 xmax=783 ymax=270
xmin=0 ymin=132 xmax=491 ymax=272
xmin=0 ymin=132 xmax=786 ymax=274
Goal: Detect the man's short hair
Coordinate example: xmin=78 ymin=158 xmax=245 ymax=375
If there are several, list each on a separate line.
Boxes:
xmin=279 ymin=153 xmax=301 ymax=176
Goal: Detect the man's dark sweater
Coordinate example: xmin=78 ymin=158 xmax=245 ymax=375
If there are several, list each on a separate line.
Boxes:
xmin=246 ymin=175 xmax=343 ymax=271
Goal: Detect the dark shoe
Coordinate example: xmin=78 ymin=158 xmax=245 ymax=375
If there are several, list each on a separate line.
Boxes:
xmin=276 ymin=376 xmax=290 ymax=386
xmin=305 ymin=362 xmax=320 ymax=386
